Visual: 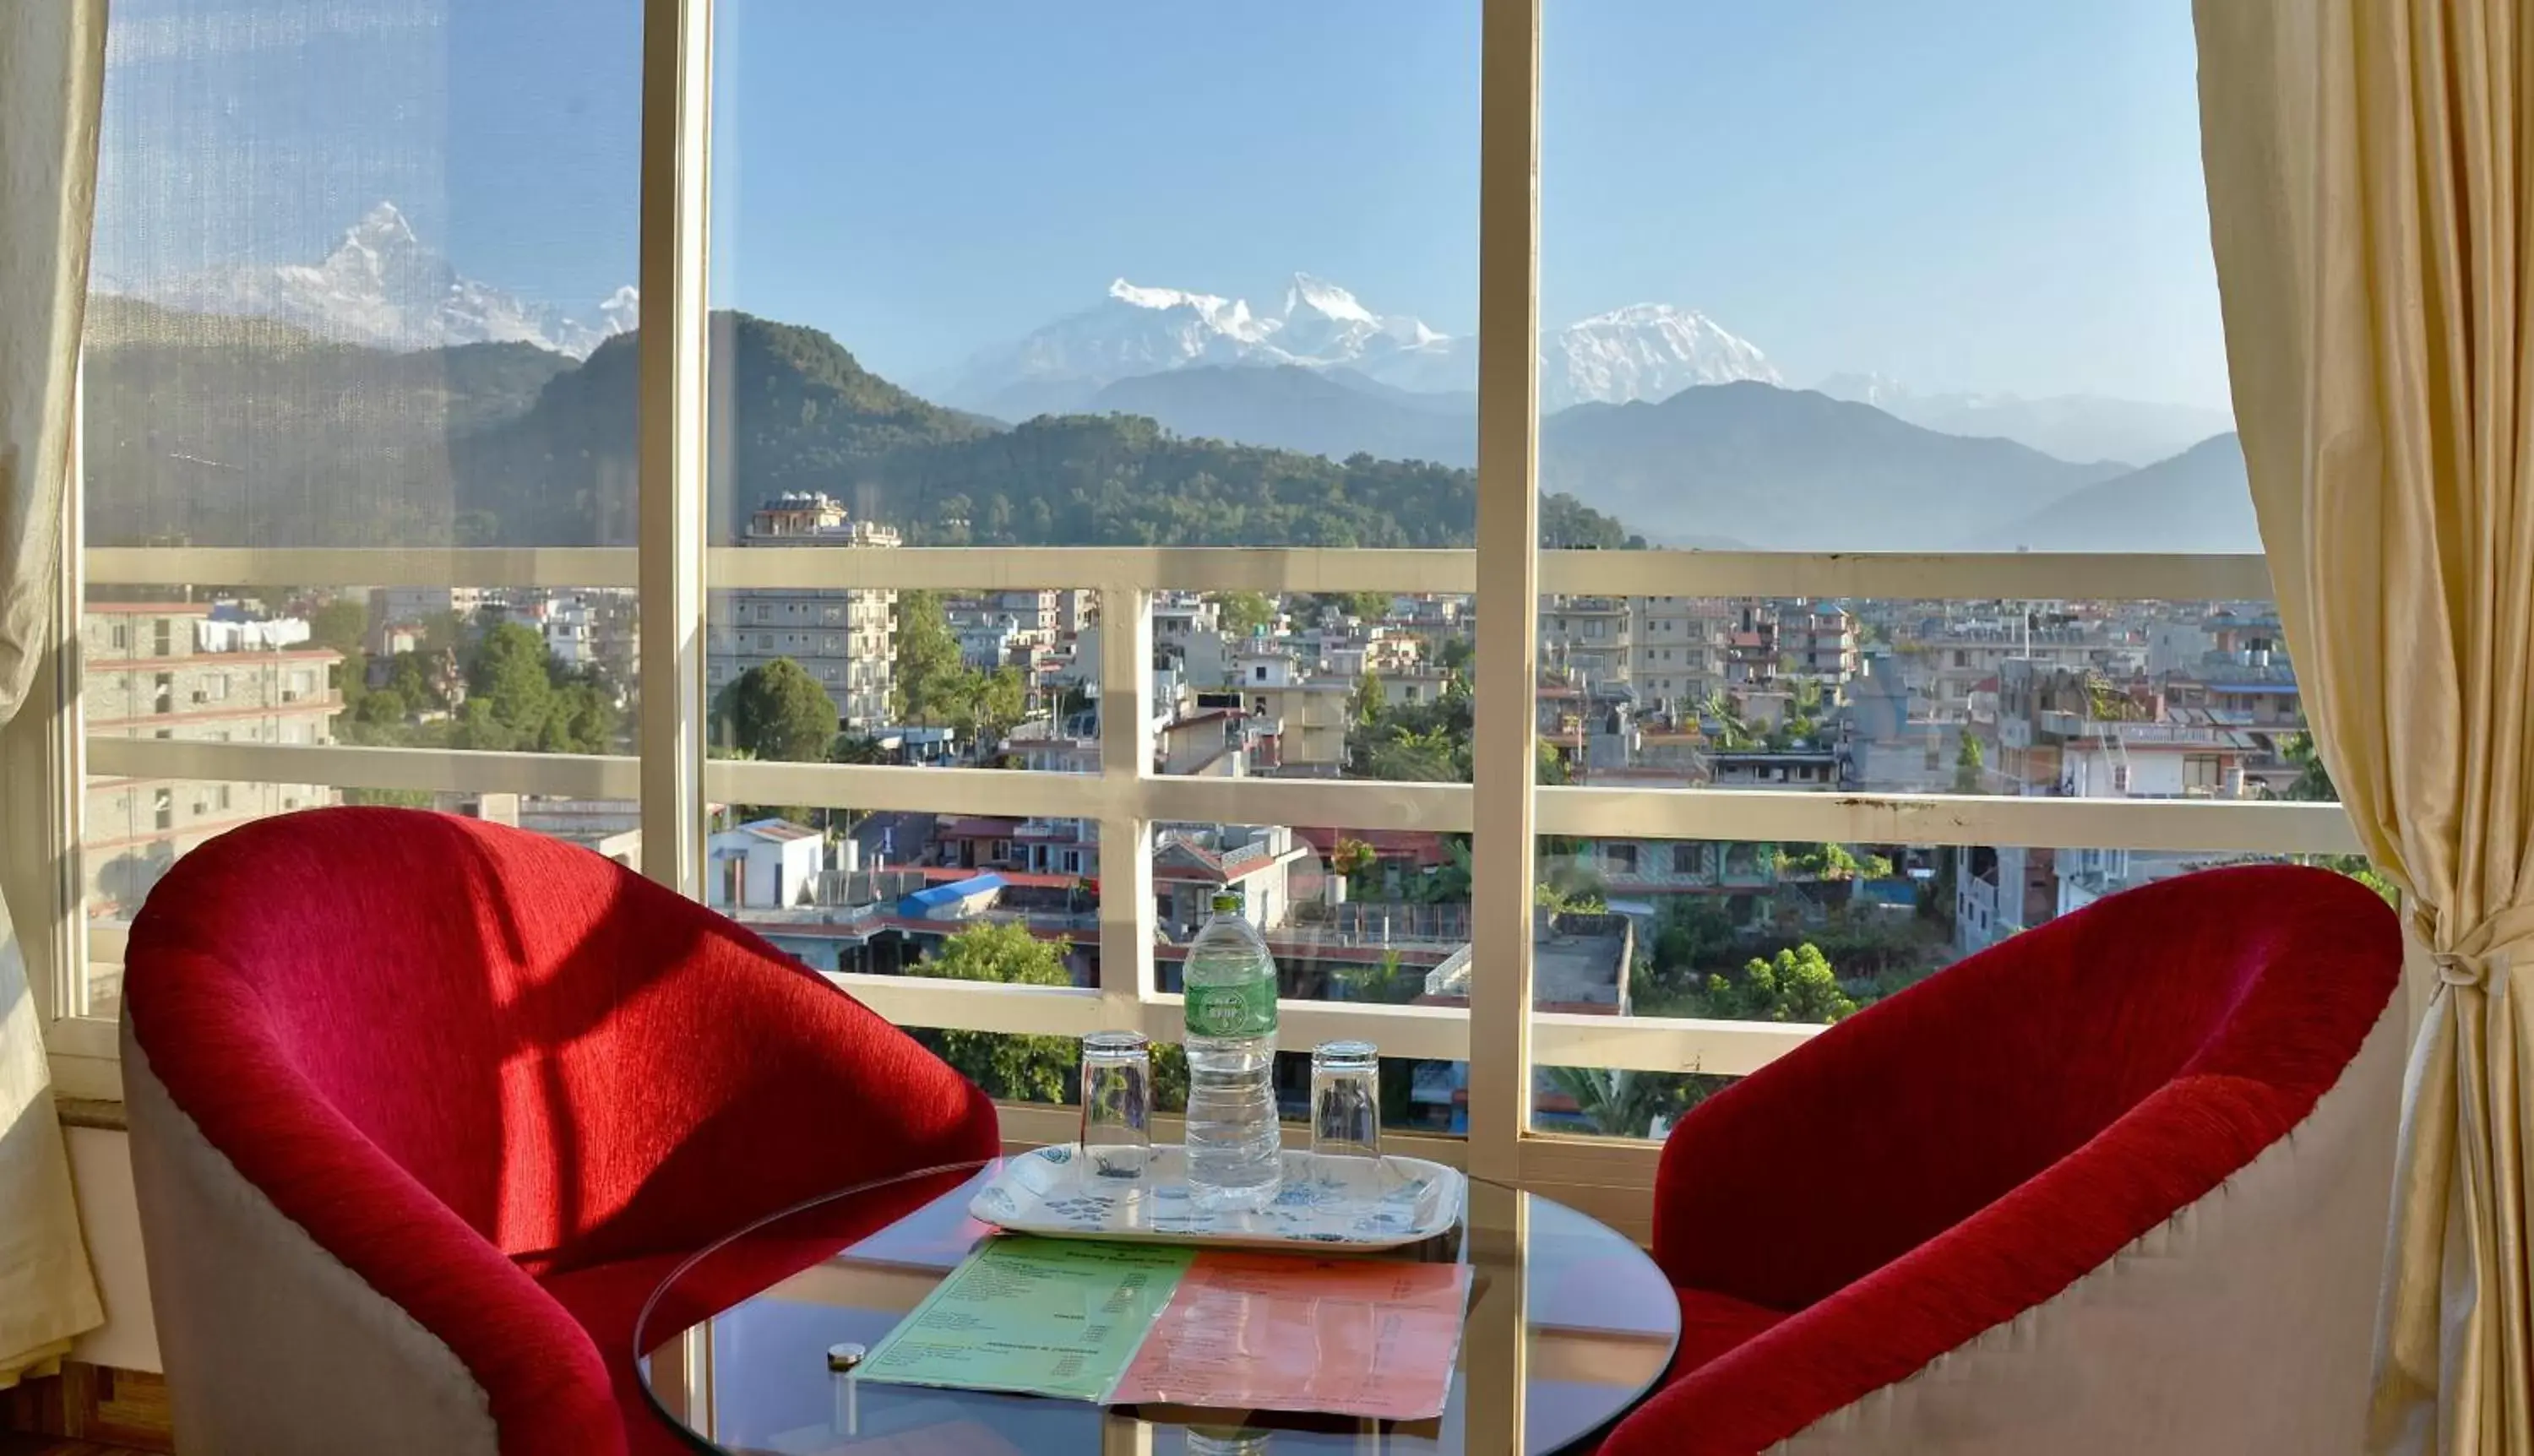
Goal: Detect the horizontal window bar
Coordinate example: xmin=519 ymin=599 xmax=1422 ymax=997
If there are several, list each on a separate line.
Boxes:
xmin=707 ymin=758 xmax=1109 ymax=821
xmin=1541 ymin=549 xmax=2275 ymax=601
xmin=1536 ymin=785 xmax=2363 ymax=855
xmin=85 ymin=741 xmax=2349 ymax=858
xmin=830 ymin=973 xmax=1478 ymax=1063
xmin=83 ymin=544 xmax=2271 ymax=602
xmin=1532 ymin=1011 xmax=1818 ymax=1078
xmin=706 ymin=759 xmax=1473 ymax=833
xmin=84 ymin=737 xmax=640 ymax=799
xmin=85 ymin=546 xmax=638 ymax=589
xmin=711 ymin=546 xmax=1476 ymax=595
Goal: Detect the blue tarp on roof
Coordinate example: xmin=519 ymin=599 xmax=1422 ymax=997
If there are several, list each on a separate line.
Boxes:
xmin=900 ymin=874 xmax=1006 ymax=914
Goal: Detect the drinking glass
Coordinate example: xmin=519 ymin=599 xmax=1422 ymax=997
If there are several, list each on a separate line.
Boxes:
xmin=1079 ymin=1030 xmax=1154 ymax=1178
xmin=1309 ymin=1040 xmax=1381 ymax=1161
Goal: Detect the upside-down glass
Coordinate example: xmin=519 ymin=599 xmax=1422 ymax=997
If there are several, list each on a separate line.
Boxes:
xmin=1079 ymin=1030 xmax=1154 ymax=1177
xmin=1310 ymin=1040 xmax=1382 ymax=1160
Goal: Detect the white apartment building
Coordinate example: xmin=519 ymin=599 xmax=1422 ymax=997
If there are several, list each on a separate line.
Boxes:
xmin=1539 ymin=597 xmax=1632 ymax=689
xmin=1629 ymin=597 xmax=1732 ymax=714
xmin=84 ymin=602 xmax=343 ymax=925
xmin=707 ymin=492 xmax=900 ymax=731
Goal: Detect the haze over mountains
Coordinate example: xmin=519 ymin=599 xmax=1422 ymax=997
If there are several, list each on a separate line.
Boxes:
xmin=89 ymin=204 xmax=2255 ymax=555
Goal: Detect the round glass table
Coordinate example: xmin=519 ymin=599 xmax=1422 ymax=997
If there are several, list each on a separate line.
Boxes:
xmin=634 ymin=1157 xmax=1678 ymax=1456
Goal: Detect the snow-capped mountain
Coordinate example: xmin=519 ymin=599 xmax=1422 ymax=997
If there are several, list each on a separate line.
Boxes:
xmin=929 ymin=274 xmax=1775 ymax=418
xmin=134 ymin=202 xmax=635 ymax=360
xmin=1542 ymin=304 xmax=1781 ymax=413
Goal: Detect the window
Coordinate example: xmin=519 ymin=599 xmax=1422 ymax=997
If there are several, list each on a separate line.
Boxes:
xmin=27 ymin=0 xmax=2357 ymax=1200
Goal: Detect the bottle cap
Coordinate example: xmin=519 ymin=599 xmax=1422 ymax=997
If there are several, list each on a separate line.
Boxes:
xmin=1211 ymin=890 xmax=1241 ymax=913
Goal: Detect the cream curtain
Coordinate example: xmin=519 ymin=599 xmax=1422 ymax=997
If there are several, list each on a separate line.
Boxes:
xmin=0 ymin=0 xmax=109 ymax=1388
xmin=2197 ymin=2 xmax=2534 ymax=1452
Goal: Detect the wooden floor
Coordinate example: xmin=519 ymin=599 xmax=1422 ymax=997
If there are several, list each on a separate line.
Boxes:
xmin=0 ymin=1437 xmax=158 ymax=1456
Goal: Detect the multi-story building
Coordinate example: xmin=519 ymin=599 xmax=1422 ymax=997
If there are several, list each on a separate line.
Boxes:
xmin=1629 ymin=596 xmax=1732 ymax=714
xmin=83 ymin=601 xmax=342 ymax=924
xmin=708 ymin=492 xmax=900 ymax=731
xmin=1539 ymin=597 xmax=1632 ymax=690
xmin=1782 ymin=605 xmax=1861 ymax=699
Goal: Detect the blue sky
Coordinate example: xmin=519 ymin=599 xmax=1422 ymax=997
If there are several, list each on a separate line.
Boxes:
xmin=95 ymin=0 xmax=2231 ymax=410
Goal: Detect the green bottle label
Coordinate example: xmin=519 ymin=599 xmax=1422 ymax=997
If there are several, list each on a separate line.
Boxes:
xmin=1185 ymin=977 xmax=1278 ymax=1039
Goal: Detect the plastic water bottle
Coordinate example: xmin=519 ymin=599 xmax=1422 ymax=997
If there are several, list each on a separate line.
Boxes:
xmin=1183 ymin=891 xmax=1281 ymax=1209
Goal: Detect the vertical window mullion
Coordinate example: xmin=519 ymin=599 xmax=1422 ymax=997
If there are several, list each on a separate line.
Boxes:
xmin=1469 ymin=0 xmax=1543 ymax=1189
xmin=637 ymin=0 xmax=713 ymax=899
xmin=1099 ymin=583 xmax=1156 ymax=1032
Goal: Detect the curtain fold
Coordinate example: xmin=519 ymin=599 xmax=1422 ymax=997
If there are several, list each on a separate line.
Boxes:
xmin=0 ymin=0 xmax=110 ymax=1387
xmin=2196 ymin=2 xmax=2534 ymax=1452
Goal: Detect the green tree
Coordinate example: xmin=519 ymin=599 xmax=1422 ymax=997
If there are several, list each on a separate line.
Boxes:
xmin=352 ymin=687 xmax=409 ymax=726
xmin=907 ymin=922 xmax=1079 ymax=1103
xmin=1536 ymin=736 xmax=1572 ymax=786
xmin=1783 ymin=842 xmax=1865 ymax=880
xmin=1351 ymin=671 xmax=1386 ymax=729
xmin=1646 ymin=899 xmax=1740 ymax=1003
xmin=419 ymin=610 xmax=470 ymax=656
xmin=1536 ymin=879 xmax=1608 ymax=915
xmin=1330 ymin=837 xmax=1379 ymax=880
xmin=1215 ymin=590 xmax=1277 ymax=638
xmin=722 ymin=658 xmax=839 ymax=761
xmin=894 ymin=589 xmax=970 ymax=725
xmin=1701 ymin=943 xmax=1858 ymax=1024
xmin=1953 ymin=735 xmax=1987 ymax=794
xmin=2282 ymin=731 xmax=2338 ymax=801
xmin=966 ymin=666 xmax=1030 ymax=746
xmin=1541 ymin=1068 xmax=1728 ymax=1139
xmin=546 ymin=679 xmax=623 ymax=754
xmin=307 ymin=598 xmax=369 ymax=659
xmin=1366 ymin=725 xmax=1461 ymax=782
xmin=465 ymin=622 xmax=556 ymax=736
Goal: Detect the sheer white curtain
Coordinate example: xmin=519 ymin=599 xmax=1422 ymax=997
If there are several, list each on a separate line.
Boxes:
xmin=2197 ymin=2 xmax=2534 ymax=1452
xmin=0 ymin=0 xmax=109 ymax=1386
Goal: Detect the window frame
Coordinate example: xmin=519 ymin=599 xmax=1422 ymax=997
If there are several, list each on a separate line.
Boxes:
xmin=31 ymin=0 xmax=2366 ymax=1203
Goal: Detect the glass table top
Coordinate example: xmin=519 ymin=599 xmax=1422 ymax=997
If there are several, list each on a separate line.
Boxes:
xmin=634 ymin=1157 xmax=1679 ymax=1456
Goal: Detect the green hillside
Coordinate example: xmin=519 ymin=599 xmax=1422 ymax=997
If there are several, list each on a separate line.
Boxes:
xmin=81 ymin=304 xmax=1635 ymax=552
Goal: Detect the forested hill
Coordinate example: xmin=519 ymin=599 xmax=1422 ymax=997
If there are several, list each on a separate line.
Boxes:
xmin=82 ymin=305 xmax=1639 ymax=551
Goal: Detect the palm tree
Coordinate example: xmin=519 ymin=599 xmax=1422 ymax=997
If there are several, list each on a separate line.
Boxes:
xmin=1543 ymin=1067 xmax=1681 ymax=1139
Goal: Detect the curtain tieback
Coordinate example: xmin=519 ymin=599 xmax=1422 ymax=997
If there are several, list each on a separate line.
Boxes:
xmin=2431 ymin=951 xmax=2487 ymax=987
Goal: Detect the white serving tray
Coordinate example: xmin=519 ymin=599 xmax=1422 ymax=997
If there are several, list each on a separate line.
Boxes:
xmin=969 ymin=1145 xmax=1465 ymax=1251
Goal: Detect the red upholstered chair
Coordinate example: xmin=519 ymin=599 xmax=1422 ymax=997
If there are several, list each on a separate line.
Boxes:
xmin=1603 ymin=863 xmax=2405 ymax=1456
xmin=121 ymin=807 xmax=1001 ymax=1456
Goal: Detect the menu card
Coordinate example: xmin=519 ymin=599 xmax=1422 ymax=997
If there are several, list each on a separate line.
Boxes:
xmin=856 ymin=1238 xmax=1473 ymax=1421
xmin=857 ymin=1238 xmax=1194 ymax=1401
xmin=1111 ymin=1251 xmax=1472 ymax=1420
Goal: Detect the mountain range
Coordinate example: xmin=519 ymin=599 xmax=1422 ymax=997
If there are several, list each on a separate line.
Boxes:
xmin=1813 ymin=372 xmax=2234 ymax=467
xmin=927 ymin=275 xmax=1782 ymax=420
xmin=132 ymin=202 xmax=636 ymax=359
xmin=83 ymin=204 xmax=2259 ymax=556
